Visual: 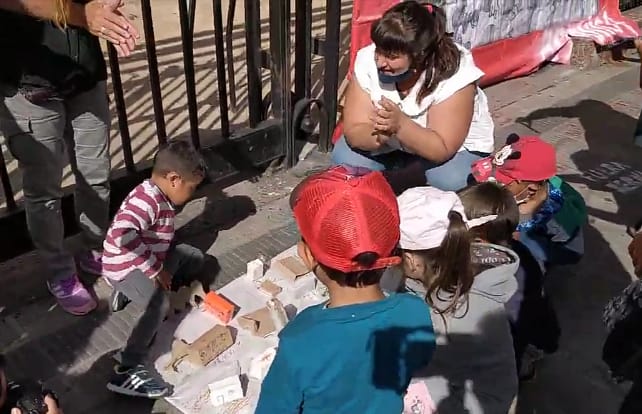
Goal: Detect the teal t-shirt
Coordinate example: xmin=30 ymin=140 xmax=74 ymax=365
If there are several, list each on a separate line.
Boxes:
xmin=255 ymin=293 xmax=435 ymax=414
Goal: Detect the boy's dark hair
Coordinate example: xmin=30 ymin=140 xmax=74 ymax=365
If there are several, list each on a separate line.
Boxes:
xmin=458 ymin=182 xmax=519 ymax=245
xmin=152 ymin=140 xmax=206 ymax=180
xmin=320 ymin=252 xmax=386 ymax=288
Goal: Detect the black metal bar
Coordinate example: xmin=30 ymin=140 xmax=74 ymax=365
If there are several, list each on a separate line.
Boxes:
xmin=0 ymin=122 xmax=285 ymax=261
xmin=141 ymin=0 xmax=167 ymax=145
xmin=213 ymin=0 xmax=230 ymax=138
xmin=225 ymin=0 xmax=237 ymax=109
xmin=244 ymin=0 xmax=263 ymax=127
xmin=319 ymin=0 xmax=341 ymax=152
xmin=294 ymin=0 xmax=312 ymax=102
xmin=107 ymin=45 xmax=136 ymax=173
xmin=0 ymin=145 xmax=16 ymax=211
xmin=269 ymin=0 xmax=293 ymax=166
xmin=313 ymin=36 xmax=326 ymax=56
xmin=178 ymin=0 xmax=201 ymax=149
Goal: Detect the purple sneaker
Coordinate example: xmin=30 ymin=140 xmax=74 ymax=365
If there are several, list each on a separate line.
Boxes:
xmin=47 ymin=274 xmax=97 ymax=316
xmin=77 ymin=250 xmax=103 ymax=276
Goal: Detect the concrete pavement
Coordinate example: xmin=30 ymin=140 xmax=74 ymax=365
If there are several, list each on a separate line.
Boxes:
xmin=2 ymin=35 xmax=642 ymax=414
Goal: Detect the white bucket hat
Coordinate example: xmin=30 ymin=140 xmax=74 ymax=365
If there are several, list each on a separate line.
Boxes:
xmin=398 ymin=187 xmax=497 ymax=251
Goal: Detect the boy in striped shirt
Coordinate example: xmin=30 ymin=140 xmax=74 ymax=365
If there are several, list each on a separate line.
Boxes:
xmin=103 ymin=140 xmax=206 ymax=399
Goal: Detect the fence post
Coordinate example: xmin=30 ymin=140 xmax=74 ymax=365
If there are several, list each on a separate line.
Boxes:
xmin=141 ymin=0 xmax=167 ymax=145
xmin=107 ymin=45 xmax=136 ymax=173
xmin=269 ymin=0 xmax=294 ymax=167
xmin=245 ymin=0 xmax=264 ymax=127
xmin=178 ymin=0 xmax=201 ymax=149
xmin=319 ymin=0 xmax=341 ymax=153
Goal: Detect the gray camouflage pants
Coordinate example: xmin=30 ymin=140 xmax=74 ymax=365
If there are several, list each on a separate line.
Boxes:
xmin=0 ymin=82 xmax=111 ymax=283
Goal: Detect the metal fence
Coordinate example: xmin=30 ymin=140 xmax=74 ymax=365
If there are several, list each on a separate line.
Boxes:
xmin=0 ymin=0 xmax=342 ymax=260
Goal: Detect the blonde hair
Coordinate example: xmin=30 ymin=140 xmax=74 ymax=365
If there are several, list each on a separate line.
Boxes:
xmin=54 ymin=0 xmax=70 ymax=29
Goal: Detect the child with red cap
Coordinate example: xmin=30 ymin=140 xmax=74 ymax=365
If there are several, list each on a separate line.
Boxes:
xmin=470 ymin=134 xmax=587 ymax=270
xmin=255 ymin=166 xmax=436 ymax=414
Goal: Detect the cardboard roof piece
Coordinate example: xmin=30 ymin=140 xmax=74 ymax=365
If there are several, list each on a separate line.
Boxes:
xmin=238 ymin=298 xmax=289 ymax=337
xmin=271 ymin=255 xmax=310 ymax=282
xmin=169 ymin=280 xmax=207 ymax=314
xmin=166 ymin=324 xmax=234 ymax=371
xmin=258 ymin=280 xmax=282 ymax=297
xmin=238 ymin=307 xmax=275 ymax=338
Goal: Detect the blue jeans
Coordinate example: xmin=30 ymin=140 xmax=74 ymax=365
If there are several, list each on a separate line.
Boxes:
xmin=331 ymin=135 xmax=486 ymax=191
xmin=518 ymin=229 xmax=583 ymax=271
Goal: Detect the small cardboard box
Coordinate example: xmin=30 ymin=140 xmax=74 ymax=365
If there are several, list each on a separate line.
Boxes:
xmin=209 ymin=375 xmax=244 ymax=407
xmin=271 ymin=255 xmax=309 ymax=281
xmin=167 ymin=325 xmax=233 ymax=371
xmin=202 ymin=292 xmax=236 ymax=324
xmin=246 ymin=258 xmax=265 ymax=282
xmin=294 ymin=272 xmax=317 ymax=298
xmin=258 ymin=280 xmax=282 ymax=297
xmin=238 ymin=307 xmax=275 ymax=337
xmin=169 ymin=280 xmax=207 ymax=314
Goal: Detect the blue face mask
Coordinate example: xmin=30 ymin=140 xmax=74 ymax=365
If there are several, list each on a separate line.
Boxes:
xmin=377 ymin=68 xmax=412 ymax=84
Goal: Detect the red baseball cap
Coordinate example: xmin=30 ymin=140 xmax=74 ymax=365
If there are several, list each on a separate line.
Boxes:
xmin=291 ymin=166 xmax=401 ymax=273
xmin=471 ymin=135 xmax=557 ymax=185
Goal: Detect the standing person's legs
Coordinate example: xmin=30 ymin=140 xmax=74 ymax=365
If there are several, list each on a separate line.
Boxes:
xmin=0 ymin=91 xmax=96 ymax=315
xmin=65 ymin=82 xmax=111 ymax=275
xmin=422 ymin=149 xmax=487 ymax=192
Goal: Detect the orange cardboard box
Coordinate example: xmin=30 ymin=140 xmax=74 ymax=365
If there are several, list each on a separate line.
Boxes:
xmin=203 ymin=292 xmax=236 ymax=324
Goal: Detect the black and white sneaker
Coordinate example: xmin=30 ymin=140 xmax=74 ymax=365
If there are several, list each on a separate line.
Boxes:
xmin=106 ymin=365 xmax=169 ymax=398
xmin=110 ymin=290 xmax=131 ymax=312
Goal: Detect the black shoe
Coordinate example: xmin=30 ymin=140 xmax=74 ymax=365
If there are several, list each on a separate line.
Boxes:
xmin=110 ymin=290 xmax=131 ymax=312
xmin=106 ymin=365 xmax=169 ymax=399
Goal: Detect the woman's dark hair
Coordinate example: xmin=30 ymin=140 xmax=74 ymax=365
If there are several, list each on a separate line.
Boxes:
xmin=415 ymin=211 xmax=473 ymax=315
xmin=322 ymin=251 xmax=386 ymax=288
xmin=371 ymin=1 xmax=461 ymax=102
xmin=458 ymin=182 xmax=520 ymax=245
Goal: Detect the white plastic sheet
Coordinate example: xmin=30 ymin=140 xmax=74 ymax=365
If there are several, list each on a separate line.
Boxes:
xmin=154 ymin=245 xmax=326 ymax=414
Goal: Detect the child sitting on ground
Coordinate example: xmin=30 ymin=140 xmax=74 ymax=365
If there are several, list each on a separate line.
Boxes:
xmin=0 ymin=354 xmax=62 ymax=414
xmin=102 ymin=140 xmax=206 ymax=399
xmin=396 ymin=186 xmax=518 ymax=414
xmin=471 ymin=134 xmax=587 ymax=271
xmin=459 ymin=182 xmax=560 ymax=381
xmin=255 ymin=166 xmax=436 ymax=414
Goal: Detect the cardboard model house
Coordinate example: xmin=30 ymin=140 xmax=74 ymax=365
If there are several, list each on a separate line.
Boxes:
xmin=167 ymin=324 xmax=234 ymax=371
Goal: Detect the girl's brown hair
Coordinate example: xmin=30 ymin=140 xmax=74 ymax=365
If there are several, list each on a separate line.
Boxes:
xmin=458 ymin=182 xmax=520 ymax=245
xmin=370 ymin=0 xmax=461 ymax=103
xmin=415 ymin=210 xmax=473 ymax=315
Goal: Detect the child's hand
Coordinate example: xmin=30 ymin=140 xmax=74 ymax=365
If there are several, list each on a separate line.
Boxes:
xmin=518 ymin=184 xmax=548 ymax=216
xmin=155 ymin=270 xmax=172 ymax=291
xmin=44 ymin=394 xmax=63 ymax=414
xmin=628 ymin=232 xmax=642 ymax=277
xmin=10 ymin=395 xmax=63 ymax=414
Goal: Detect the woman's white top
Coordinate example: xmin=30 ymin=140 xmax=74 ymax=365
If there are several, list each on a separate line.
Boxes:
xmin=353 ymin=43 xmax=495 ymax=155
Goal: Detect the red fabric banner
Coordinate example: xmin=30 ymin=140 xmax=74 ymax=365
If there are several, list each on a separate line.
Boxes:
xmin=332 ymin=0 xmax=640 ymax=143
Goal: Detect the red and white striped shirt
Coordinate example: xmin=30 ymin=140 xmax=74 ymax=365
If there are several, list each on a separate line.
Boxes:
xmin=102 ymin=180 xmax=176 ymax=281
